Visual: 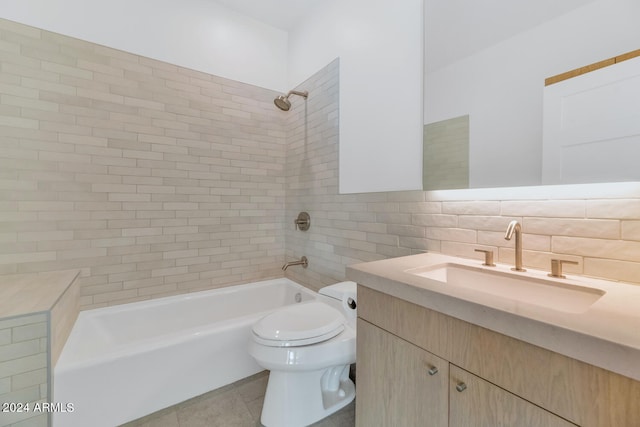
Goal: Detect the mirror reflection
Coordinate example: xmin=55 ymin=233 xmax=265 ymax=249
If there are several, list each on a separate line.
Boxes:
xmin=423 ymin=0 xmax=640 ymax=189
xmin=423 ymin=115 xmax=469 ymax=190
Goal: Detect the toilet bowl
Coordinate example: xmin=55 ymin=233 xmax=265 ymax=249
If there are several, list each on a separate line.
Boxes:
xmin=248 ymin=281 xmax=357 ymax=427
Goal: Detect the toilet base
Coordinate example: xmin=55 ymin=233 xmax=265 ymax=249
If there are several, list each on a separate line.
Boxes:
xmin=260 ymin=364 xmax=355 ymax=427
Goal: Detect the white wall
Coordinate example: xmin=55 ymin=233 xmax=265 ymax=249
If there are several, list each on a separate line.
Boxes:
xmin=425 ymin=0 xmax=640 ymax=188
xmin=288 ymin=0 xmax=424 ymax=194
xmin=0 ymin=0 xmax=289 ymax=91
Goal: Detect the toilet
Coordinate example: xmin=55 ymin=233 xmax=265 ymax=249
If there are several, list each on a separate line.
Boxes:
xmin=248 ymin=281 xmax=357 ymax=427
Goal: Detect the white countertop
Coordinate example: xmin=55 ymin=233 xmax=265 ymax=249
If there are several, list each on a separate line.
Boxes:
xmin=347 ymin=252 xmax=640 ymax=382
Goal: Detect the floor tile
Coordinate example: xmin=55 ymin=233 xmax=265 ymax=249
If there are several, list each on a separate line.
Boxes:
xmin=121 ymin=407 xmax=179 ymax=427
xmin=176 ymin=388 xmax=255 ymax=427
xmin=122 ymin=370 xmax=355 ymax=427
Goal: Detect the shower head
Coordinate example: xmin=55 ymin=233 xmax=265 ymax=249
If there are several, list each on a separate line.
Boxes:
xmin=274 ymin=90 xmax=308 ymax=111
xmin=274 ymin=95 xmax=291 ymax=111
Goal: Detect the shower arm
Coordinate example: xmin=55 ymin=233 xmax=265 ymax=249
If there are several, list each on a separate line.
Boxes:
xmin=286 ymin=90 xmax=308 ymax=99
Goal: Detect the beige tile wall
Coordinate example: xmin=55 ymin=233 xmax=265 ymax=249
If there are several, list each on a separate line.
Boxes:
xmin=0 ymin=314 xmax=49 ymax=427
xmin=0 ymin=19 xmax=286 ymax=309
xmin=283 ymin=61 xmax=640 ymax=289
xmin=1 ymin=18 xmax=638 ymax=314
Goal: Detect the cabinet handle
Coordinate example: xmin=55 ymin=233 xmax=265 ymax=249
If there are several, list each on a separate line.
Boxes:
xmin=455 ymin=382 xmax=467 ymax=392
xmin=428 ymin=366 xmax=439 ymax=376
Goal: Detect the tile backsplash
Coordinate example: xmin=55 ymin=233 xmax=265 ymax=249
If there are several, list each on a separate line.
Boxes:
xmin=1 ymin=18 xmax=638 ymax=312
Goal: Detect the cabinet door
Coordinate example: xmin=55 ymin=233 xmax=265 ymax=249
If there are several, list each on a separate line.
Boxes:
xmin=450 ymin=365 xmax=577 ymax=427
xmin=356 ymin=319 xmax=448 ymax=427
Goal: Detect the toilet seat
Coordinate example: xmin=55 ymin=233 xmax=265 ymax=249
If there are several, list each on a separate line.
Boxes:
xmin=252 ymin=302 xmax=345 ymax=347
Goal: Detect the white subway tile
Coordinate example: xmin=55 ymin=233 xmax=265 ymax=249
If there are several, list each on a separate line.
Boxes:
xmin=552 ymin=236 xmax=640 ymax=263
xmin=426 ymin=227 xmax=476 ymax=243
xmin=587 ymin=199 xmax=640 ymax=219
xmin=442 ymin=201 xmax=500 ymax=215
xmin=584 ymin=258 xmax=640 ymax=284
xmin=501 ymin=200 xmax=585 ymax=218
xmin=524 ymin=217 xmax=620 ymax=239
xmin=622 ymin=221 xmax=640 ymax=242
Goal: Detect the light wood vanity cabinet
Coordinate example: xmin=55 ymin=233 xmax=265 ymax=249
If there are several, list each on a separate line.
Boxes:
xmin=357 ymin=319 xmax=573 ymax=427
xmin=356 ymin=285 xmax=640 ymax=427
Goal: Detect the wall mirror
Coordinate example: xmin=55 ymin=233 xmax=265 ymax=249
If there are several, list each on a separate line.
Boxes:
xmin=423 ymin=0 xmax=640 ymax=190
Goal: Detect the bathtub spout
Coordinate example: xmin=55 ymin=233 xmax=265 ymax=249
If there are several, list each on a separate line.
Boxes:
xmin=282 ymin=256 xmax=308 ymax=271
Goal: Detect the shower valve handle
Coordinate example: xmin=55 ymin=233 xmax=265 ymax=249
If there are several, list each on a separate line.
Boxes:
xmin=294 ymin=212 xmax=311 ymax=231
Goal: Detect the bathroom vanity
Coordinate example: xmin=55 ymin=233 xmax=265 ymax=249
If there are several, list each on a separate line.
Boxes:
xmin=347 ymin=253 xmax=640 ymax=427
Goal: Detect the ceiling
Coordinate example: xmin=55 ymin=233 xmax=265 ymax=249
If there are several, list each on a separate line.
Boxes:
xmin=213 ymin=0 xmax=598 ymax=71
xmin=213 ymin=0 xmax=324 ymax=31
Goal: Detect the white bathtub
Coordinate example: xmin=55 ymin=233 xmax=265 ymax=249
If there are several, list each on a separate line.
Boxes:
xmin=53 ymin=278 xmax=317 ymax=427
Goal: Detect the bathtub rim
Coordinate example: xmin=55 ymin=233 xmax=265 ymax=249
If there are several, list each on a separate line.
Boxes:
xmin=56 ymin=278 xmax=317 ymax=371
xmin=80 ymin=277 xmax=313 ymax=316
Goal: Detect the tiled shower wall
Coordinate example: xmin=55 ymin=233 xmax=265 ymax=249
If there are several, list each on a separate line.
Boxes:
xmin=0 ymin=19 xmax=286 ymax=309
xmin=284 ymin=61 xmax=640 ymax=289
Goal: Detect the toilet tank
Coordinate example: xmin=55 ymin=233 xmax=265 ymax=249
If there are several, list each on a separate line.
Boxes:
xmin=318 ymin=281 xmax=357 ymax=321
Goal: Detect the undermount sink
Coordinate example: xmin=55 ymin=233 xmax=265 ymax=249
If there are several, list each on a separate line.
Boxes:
xmin=405 ymin=263 xmax=605 ymax=313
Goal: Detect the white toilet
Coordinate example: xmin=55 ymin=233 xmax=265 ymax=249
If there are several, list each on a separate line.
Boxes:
xmin=248 ymin=281 xmax=357 ymax=427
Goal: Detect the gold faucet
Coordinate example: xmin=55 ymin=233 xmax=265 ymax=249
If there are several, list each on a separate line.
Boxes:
xmin=282 ymin=256 xmax=308 ymax=271
xmin=504 ymin=220 xmax=526 ymax=272
xmin=548 ymin=259 xmax=578 ymax=278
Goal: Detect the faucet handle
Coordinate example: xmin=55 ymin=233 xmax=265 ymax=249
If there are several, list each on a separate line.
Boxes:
xmin=548 ymin=259 xmax=578 ymax=278
xmin=294 ymin=212 xmax=311 ymax=231
xmin=474 ymin=249 xmax=496 ymax=266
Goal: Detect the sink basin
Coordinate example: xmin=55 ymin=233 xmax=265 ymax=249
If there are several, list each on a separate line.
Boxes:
xmin=405 ymin=263 xmax=605 ymax=313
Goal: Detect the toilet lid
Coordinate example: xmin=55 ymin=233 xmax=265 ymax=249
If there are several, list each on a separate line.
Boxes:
xmin=252 ymin=302 xmax=345 ymax=347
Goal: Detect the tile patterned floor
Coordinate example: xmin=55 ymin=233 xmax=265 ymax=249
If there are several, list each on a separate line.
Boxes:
xmin=121 ymin=371 xmax=355 ymax=427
